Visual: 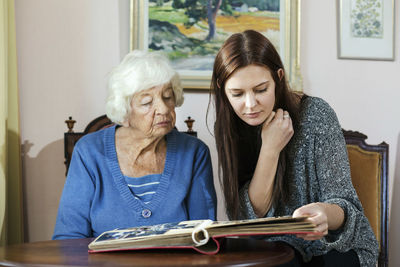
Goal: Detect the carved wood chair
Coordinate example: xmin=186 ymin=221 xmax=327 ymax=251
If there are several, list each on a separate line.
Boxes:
xmin=64 ymin=115 xmax=197 ymax=174
xmin=342 ymin=129 xmax=388 ymax=267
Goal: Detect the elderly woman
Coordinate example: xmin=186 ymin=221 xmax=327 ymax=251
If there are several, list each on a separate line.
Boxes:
xmin=53 ymin=50 xmax=217 ymax=239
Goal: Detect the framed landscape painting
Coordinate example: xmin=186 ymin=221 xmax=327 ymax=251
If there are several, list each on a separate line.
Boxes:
xmin=131 ymin=0 xmax=302 ymax=90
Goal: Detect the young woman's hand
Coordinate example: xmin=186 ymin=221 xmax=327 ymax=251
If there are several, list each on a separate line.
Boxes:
xmin=292 ymin=203 xmax=328 ymax=240
xmin=260 ymin=108 xmax=294 ymax=155
xmin=292 ymin=202 xmax=345 ymax=241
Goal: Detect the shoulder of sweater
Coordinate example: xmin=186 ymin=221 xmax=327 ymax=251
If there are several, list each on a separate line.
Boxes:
xmin=74 ymin=127 xmax=211 ymax=153
xmin=301 ymin=96 xmax=334 ymax=115
xmin=73 ymin=125 xmax=114 ymax=151
xmin=299 ymin=96 xmax=338 ymax=125
xmin=293 ymin=96 xmax=342 ymax=141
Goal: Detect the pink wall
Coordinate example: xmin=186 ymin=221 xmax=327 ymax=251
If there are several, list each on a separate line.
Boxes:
xmin=15 ymin=0 xmax=400 ymax=265
xmin=301 ymin=1 xmax=400 ymax=265
xmin=15 ymin=0 xmax=126 ymax=241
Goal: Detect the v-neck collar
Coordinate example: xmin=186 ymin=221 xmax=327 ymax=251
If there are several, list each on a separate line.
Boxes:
xmin=105 ymin=125 xmax=177 ymax=213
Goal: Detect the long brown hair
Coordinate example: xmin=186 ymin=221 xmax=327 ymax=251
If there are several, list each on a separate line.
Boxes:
xmin=211 ymin=30 xmax=302 ymax=219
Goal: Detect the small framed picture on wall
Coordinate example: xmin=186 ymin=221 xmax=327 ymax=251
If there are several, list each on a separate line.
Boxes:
xmin=337 ymin=0 xmax=395 ymax=60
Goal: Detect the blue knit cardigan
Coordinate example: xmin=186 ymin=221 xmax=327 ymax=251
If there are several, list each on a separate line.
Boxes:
xmin=53 ymin=126 xmax=216 ymax=239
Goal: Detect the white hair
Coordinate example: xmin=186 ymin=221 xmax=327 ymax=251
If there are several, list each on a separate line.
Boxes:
xmin=106 ymin=50 xmax=184 ymax=125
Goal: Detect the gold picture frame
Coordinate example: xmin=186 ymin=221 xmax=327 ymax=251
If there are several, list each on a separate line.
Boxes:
xmin=130 ymin=0 xmax=302 ymax=91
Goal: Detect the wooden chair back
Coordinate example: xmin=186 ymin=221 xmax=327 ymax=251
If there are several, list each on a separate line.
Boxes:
xmin=64 ymin=115 xmax=197 ymax=174
xmin=343 ymin=129 xmax=388 ymax=267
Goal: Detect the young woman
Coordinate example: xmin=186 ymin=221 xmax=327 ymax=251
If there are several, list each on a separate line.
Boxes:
xmin=211 ymin=30 xmax=378 ymax=266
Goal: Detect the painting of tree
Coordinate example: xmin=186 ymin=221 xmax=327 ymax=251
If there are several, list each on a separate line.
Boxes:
xmin=148 ymin=0 xmax=280 ymax=71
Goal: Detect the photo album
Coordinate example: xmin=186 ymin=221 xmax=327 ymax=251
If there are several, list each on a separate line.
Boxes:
xmin=88 ymin=216 xmax=316 ymax=254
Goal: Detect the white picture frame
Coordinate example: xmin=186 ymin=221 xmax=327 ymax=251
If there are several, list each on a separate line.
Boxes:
xmin=337 ymin=0 xmax=395 ymax=60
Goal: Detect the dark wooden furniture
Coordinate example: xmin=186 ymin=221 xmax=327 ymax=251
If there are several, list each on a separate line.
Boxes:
xmin=64 ymin=115 xmax=113 ymax=173
xmin=0 ymin=238 xmax=294 ymax=266
xmin=64 ymin=115 xmax=197 ymax=174
xmin=342 ymin=129 xmax=388 ymax=267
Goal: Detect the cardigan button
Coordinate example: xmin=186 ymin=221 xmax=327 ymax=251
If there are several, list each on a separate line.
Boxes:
xmin=141 ymin=209 xmax=152 ymax=218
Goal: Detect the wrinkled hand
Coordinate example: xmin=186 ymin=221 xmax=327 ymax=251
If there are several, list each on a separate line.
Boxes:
xmin=293 ymin=203 xmax=327 ymax=241
xmin=261 ymin=109 xmax=294 ymax=154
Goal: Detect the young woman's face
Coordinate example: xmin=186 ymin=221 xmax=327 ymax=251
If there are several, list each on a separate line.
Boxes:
xmin=125 ymin=83 xmax=176 ymax=137
xmin=224 ymin=64 xmax=276 ymax=126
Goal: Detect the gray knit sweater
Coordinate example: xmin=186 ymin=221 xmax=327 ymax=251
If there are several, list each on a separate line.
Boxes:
xmin=238 ymin=96 xmax=378 ymax=266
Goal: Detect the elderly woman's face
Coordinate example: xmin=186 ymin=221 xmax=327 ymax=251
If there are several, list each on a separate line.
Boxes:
xmin=126 ymin=83 xmax=176 ymax=137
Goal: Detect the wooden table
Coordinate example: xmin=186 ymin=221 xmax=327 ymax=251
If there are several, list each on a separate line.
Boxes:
xmin=0 ymin=237 xmax=294 ymax=266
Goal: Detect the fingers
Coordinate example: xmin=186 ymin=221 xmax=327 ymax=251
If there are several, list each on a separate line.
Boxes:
xmin=264 ymin=111 xmax=276 ymax=126
xmin=292 ymin=206 xmax=306 ymax=218
xmin=274 ymin=109 xmax=290 ymax=121
xmin=260 ymin=109 xmax=293 ymax=153
xmin=293 ymin=203 xmax=329 ymax=241
xmin=281 ymin=111 xmax=293 ymax=136
xmin=275 ymin=108 xmax=284 ymax=119
xmin=308 ymin=219 xmax=328 ymax=235
xmin=296 ymin=218 xmax=328 ymax=240
xmin=274 ymin=110 xmax=293 ymax=134
xmin=283 ymin=110 xmax=290 ymax=120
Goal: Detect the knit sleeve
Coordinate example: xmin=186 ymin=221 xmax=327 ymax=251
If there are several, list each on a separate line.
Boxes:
xmin=312 ymin=100 xmax=378 ymax=266
xmin=237 ymin=181 xmax=258 ymax=220
xmin=238 ymin=180 xmax=277 ymax=220
xmin=52 ymin=142 xmax=95 ymax=239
